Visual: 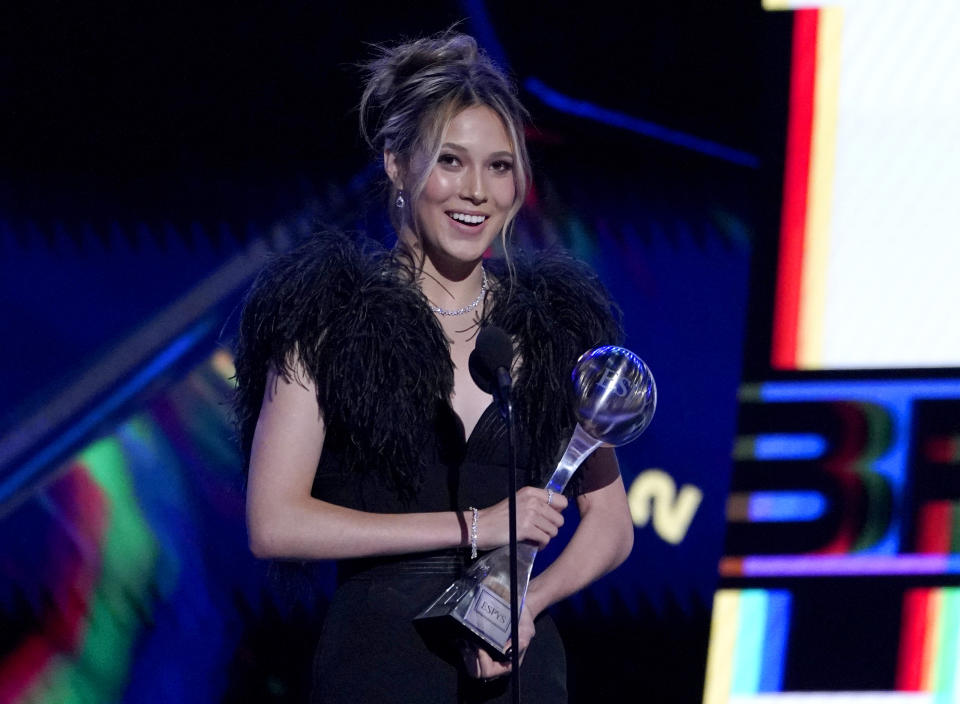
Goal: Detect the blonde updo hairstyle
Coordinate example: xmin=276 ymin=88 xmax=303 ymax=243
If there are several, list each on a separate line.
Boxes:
xmin=359 ymin=32 xmax=531 ymax=253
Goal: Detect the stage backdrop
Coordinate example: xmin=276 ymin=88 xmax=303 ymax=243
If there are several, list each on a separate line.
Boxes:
xmin=704 ymin=3 xmax=960 ymax=703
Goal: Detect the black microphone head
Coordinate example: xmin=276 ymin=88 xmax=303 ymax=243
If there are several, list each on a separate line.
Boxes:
xmin=469 ymin=325 xmax=512 ymax=394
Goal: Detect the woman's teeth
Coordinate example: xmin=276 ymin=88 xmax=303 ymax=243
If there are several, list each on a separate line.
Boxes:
xmin=448 ymin=212 xmax=487 ymax=225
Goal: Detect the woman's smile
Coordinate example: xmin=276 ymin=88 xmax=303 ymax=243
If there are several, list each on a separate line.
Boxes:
xmin=446 ymin=211 xmax=489 ymax=226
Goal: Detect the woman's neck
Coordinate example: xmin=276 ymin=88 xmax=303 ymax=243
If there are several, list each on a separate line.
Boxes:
xmin=398 ymin=232 xmax=485 ymax=312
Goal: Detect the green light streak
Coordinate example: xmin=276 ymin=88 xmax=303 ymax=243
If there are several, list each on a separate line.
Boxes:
xmin=20 ymin=431 xmax=159 ymax=703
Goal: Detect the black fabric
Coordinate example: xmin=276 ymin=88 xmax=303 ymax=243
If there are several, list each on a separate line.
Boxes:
xmin=233 ymin=233 xmax=623 ymax=702
xmin=313 ymin=574 xmax=566 ymax=704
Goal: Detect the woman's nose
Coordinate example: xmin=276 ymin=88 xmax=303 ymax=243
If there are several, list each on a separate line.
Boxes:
xmin=460 ymin=169 xmax=487 ymax=205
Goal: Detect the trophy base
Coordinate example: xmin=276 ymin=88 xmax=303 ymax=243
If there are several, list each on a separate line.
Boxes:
xmin=415 ymin=543 xmax=538 ymax=655
xmin=415 ymin=574 xmax=513 ymax=654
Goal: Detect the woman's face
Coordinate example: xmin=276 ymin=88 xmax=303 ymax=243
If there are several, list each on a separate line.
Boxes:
xmin=412 ymin=104 xmax=517 ymax=272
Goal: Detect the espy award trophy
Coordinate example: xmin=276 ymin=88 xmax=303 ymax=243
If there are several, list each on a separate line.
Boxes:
xmin=416 ymin=345 xmax=657 ymax=653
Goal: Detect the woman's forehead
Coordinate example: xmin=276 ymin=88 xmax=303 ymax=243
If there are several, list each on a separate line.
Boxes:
xmin=440 ymin=105 xmax=513 ymax=154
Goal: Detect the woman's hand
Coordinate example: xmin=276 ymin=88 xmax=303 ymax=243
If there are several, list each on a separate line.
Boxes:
xmin=477 ymin=487 xmax=567 ymax=550
xmin=461 ymin=604 xmax=537 ymax=680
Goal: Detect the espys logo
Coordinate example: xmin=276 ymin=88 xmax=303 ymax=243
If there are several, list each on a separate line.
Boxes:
xmin=599 ymin=367 xmax=631 ymax=397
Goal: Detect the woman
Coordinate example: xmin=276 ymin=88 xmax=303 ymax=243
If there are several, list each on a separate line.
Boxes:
xmin=234 ymin=32 xmax=634 ymax=703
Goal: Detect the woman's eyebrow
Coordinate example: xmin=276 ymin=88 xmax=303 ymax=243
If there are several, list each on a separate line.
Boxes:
xmin=439 ymin=142 xmax=514 ymax=160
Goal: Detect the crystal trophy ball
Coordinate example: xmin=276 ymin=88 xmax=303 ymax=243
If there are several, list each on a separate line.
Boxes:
xmin=571 ymin=346 xmax=657 ymax=447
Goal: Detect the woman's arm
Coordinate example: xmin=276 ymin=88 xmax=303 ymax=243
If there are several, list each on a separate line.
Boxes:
xmin=525 ymin=448 xmax=634 ymax=616
xmin=246 ymin=364 xmax=567 ymax=560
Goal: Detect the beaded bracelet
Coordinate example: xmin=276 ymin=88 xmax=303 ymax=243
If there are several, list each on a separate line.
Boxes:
xmin=469 ymin=506 xmax=479 ymax=559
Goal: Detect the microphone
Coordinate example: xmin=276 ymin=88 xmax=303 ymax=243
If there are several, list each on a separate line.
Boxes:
xmin=469 ymin=325 xmax=513 ymax=418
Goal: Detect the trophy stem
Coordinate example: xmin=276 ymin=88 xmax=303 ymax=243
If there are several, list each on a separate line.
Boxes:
xmin=543 ymin=423 xmax=603 ymax=494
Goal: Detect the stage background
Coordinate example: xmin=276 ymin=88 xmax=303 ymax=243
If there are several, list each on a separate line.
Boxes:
xmin=705 ymin=2 xmax=960 ymax=703
xmin=13 ymin=2 xmax=944 ymax=702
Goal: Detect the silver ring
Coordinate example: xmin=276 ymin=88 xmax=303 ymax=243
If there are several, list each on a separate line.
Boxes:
xmin=547 ymin=489 xmax=554 ymax=506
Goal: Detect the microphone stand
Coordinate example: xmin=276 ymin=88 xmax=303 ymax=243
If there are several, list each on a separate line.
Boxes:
xmin=493 ymin=367 xmax=521 ymax=704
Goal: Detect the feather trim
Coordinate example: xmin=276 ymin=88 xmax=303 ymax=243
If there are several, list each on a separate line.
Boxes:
xmin=234 ymin=234 xmax=621 ymax=498
xmin=233 ymin=234 xmax=453 ymax=497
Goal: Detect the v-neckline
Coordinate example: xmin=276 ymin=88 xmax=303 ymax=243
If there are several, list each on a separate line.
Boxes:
xmin=452 ymin=398 xmax=499 ymax=449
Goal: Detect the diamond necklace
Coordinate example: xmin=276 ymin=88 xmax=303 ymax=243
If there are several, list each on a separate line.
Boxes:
xmin=428 ymin=267 xmax=488 ymax=316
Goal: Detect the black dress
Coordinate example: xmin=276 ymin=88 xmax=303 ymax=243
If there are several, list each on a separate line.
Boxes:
xmin=311 ymin=401 xmax=570 ymax=703
xmin=233 ymin=234 xmax=622 ymax=704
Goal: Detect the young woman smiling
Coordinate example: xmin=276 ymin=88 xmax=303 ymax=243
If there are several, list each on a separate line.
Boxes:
xmin=234 ymin=31 xmax=634 ymax=703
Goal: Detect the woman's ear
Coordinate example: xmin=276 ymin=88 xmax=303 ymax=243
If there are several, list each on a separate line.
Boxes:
xmin=384 ymin=150 xmax=403 ymax=190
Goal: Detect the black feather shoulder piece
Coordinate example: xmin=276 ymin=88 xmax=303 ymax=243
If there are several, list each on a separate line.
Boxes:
xmin=486 ymin=248 xmax=623 ymax=491
xmin=233 ymin=234 xmax=453 ymax=495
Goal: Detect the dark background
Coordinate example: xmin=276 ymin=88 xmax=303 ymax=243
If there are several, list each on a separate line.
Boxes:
xmin=1 ymin=1 xmax=790 ymax=412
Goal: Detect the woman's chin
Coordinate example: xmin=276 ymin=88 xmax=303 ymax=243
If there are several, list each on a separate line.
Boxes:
xmin=424 ymin=242 xmax=491 ymax=272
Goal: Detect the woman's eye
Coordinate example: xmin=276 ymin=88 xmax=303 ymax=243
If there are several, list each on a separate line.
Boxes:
xmin=438 ymin=154 xmax=460 ymax=166
xmin=491 ymin=160 xmax=514 ymax=173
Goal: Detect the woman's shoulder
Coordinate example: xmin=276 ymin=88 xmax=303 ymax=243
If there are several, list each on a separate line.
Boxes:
xmin=233 ymin=232 xmax=453 ymax=485
xmin=488 ymin=246 xmax=623 ymax=348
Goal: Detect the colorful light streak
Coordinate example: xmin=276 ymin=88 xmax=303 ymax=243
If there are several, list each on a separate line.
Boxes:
xmin=0 ymin=351 xmax=254 ymax=703
xmin=796 ymin=7 xmax=841 ymax=368
xmin=914 ymin=501 xmax=959 ymax=555
xmin=747 ymin=491 xmax=827 ymax=522
xmin=769 ymin=1 xmax=960 ymax=370
xmin=771 ymin=8 xmax=817 ymax=369
xmin=770 ymin=5 xmax=845 ymax=369
xmin=704 ymin=589 xmax=791 ymax=704
xmin=0 ymin=319 xmax=213 ymax=512
xmin=754 ymin=434 xmax=827 ymax=461
xmin=523 ymin=78 xmax=760 ymax=168
xmin=721 ymin=555 xmax=960 ymax=578
xmin=0 ymin=438 xmax=159 ymax=703
xmin=758 ymin=380 xmax=960 ymax=403
xmin=729 ymin=694 xmax=936 ymax=703
xmin=897 ymin=587 xmax=960 ymax=697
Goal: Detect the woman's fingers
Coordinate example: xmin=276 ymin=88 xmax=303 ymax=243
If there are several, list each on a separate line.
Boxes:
xmin=461 ymin=607 xmax=538 ymax=681
xmin=461 ymin=642 xmax=510 ymax=679
xmin=476 ymin=648 xmax=511 ymax=678
xmin=477 ymin=487 xmax=568 ymax=549
xmin=516 ymin=487 xmax=566 ymax=547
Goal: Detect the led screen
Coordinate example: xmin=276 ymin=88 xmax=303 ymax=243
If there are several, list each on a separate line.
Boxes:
xmin=769 ymin=0 xmax=960 ymax=370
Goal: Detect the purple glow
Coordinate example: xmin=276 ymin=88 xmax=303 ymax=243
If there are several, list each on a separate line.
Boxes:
xmin=740 ymin=554 xmax=960 ymax=576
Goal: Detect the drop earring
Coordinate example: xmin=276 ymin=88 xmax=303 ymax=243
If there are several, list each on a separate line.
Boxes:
xmin=395 ymin=190 xmax=406 ymax=209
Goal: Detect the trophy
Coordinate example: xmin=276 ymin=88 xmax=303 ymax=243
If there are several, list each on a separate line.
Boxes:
xmin=415 ymin=345 xmax=657 ymax=653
